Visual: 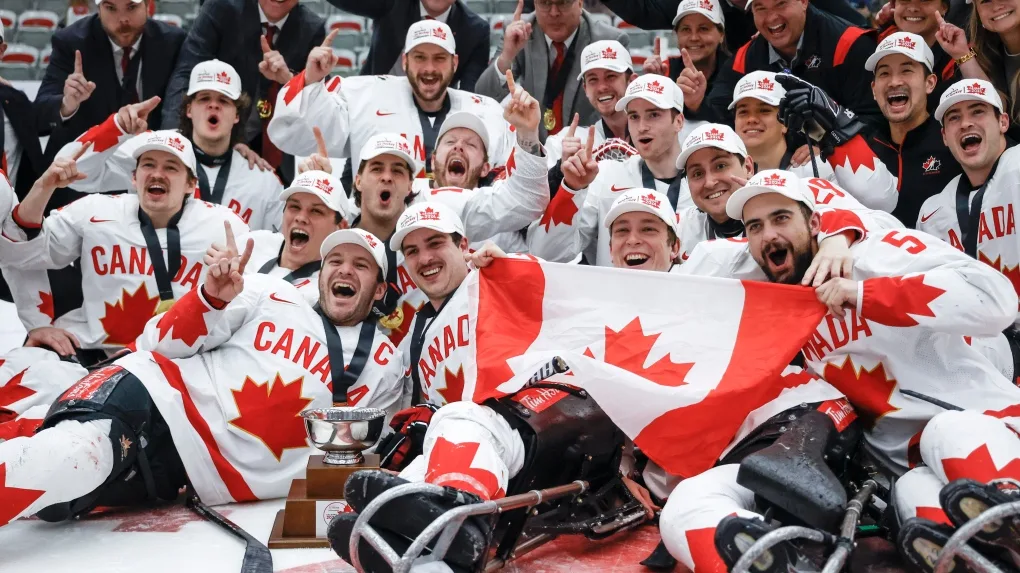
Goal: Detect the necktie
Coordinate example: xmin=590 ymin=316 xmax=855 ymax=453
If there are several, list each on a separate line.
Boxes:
xmin=261 ymin=24 xmax=284 ymax=169
xmin=121 ymin=46 xmax=138 ymax=104
xmin=424 ymin=15 xmax=435 ymax=20
xmin=121 ymin=46 xmax=131 ymax=76
xmin=549 ymin=41 xmax=566 ymax=133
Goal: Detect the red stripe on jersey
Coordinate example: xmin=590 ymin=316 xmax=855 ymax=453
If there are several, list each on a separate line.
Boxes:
xmin=818 ymin=209 xmax=866 ymax=242
xmin=282 ymin=71 xmax=307 ymax=106
xmin=11 ymin=204 xmax=41 ymax=230
xmin=834 ymin=27 xmax=869 ymax=66
xmin=152 ymin=352 xmax=257 ymax=502
xmin=733 ymin=42 xmax=751 ymax=75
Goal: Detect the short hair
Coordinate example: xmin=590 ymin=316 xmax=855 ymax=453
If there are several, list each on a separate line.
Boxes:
xmin=178 ymin=91 xmax=252 ymax=149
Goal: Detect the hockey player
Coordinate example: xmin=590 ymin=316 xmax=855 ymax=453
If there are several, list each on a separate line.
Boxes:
xmin=268 ymin=19 xmax=513 ymax=186
xmin=0 ymin=226 xmax=403 ymax=530
xmin=674 ymin=171 xmax=1020 ymax=571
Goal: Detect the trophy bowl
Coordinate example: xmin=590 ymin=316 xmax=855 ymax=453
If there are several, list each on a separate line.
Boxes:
xmin=302 ymin=407 xmax=386 ymax=466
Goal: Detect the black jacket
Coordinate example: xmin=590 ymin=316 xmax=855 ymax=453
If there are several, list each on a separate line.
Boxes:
xmin=666 ymin=46 xmax=728 ymax=122
xmin=1 ymin=83 xmax=46 ymax=199
xmin=326 ymin=0 xmax=490 ymax=92
xmin=161 ymin=0 xmax=326 ymax=131
xmin=704 ymin=6 xmax=881 ymax=128
xmin=601 ymin=0 xmax=867 ymax=52
xmin=864 ymin=116 xmax=962 ymax=228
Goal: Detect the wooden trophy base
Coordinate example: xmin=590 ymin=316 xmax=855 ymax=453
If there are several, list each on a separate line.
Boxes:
xmin=268 ymin=453 xmax=380 ymax=549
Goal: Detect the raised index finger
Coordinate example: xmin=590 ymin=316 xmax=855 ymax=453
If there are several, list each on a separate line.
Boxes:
xmin=74 ymin=50 xmax=83 ymax=74
xmin=681 ymin=48 xmax=697 ymax=72
xmin=314 ymin=126 xmax=328 ymax=157
xmin=261 ymin=35 xmax=272 ymax=54
xmin=505 ymin=69 xmax=517 ymax=93
xmin=567 ymin=113 xmax=579 ymax=137
xmin=323 ymin=28 xmax=339 ymax=48
xmin=238 ymin=238 xmax=255 ymax=273
xmin=584 ymin=125 xmax=595 ymax=158
xmin=512 ymin=0 xmax=524 ymax=21
xmin=935 ymin=11 xmax=946 ymax=26
xmin=71 ymin=140 xmax=92 ymax=161
xmin=224 ymin=220 xmax=238 ymax=254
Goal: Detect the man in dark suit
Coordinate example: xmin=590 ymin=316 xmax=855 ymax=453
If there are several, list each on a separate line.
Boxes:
xmin=33 ymin=0 xmax=185 ymax=209
xmin=325 ymin=0 xmax=490 ymax=92
xmin=475 ymin=0 xmax=628 ymax=142
xmin=161 ymin=0 xmax=326 ymax=185
xmin=1 ymin=26 xmax=46 ymax=200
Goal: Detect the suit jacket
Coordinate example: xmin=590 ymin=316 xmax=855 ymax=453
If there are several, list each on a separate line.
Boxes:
xmin=327 ymin=0 xmax=489 ymax=92
xmin=161 ymin=0 xmax=326 ymax=132
xmin=1 ymin=83 xmax=46 ymax=199
xmin=475 ymin=11 xmax=629 ymax=142
xmin=35 ymin=16 xmax=185 ymax=159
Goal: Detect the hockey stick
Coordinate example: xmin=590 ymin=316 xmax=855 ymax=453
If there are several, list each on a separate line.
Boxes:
xmin=186 ymin=491 xmax=273 ymax=573
xmin=899 ymin=389 xmax=963 ymax=411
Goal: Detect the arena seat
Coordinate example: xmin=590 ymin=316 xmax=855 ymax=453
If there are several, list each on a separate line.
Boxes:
xmin=0 ymin=9 xmax=16 ymax=31
xmin=40 ymin=45 xmax=52 ymax=65
xmin=15 ymin=11 xmax=58 ymax=51
xmin=153 ymin=13 xmax=184 ymax=27
xmin=156 ymin=0 xmax=197 ymax=20
xmin=326 ymin=15 xmax=366 ymax=50
xmin=0 ymin=43 xmax=39 ymax=81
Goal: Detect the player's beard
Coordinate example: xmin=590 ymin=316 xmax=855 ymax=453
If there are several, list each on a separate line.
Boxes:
xmin=408 ymin=67 xmax=453 ymax=106
xmin=757 ymin=239 xmax=815 ymax=285
xmin=434 ymin=158 xmax=484 ymax=189
xmin=318 ymin=277 xmax=377 ymax=327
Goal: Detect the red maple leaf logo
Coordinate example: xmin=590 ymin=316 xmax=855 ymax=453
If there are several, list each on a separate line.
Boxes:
xmin=646 ymin=80 xmax=664 ymax=94
xmin=978 ymin=252 xmax=1020 ymax=305
xmin=77 ymin=116 xmax=121 ymax=153
xmin=101 ymin=283 xmax=160 ymax=346
xmin=966 ymin=82 xmax=986 ymax=95
xmin=829 ymin=135 xmax=879 ymax=173
xmin=704 ymin=128 xmax=725 ymax=141
xmin=425 ymin=436 xmax=504 ymax=500
xmin=861 ymin=275 xmax=945 ymax=327
xmin=314 ymin=178 xmax=334 ymax=195
xmin=167 ymin=137 xmax=186 ymax=152
xmin=942 ymin=444 xmax=1020 ymax=483
xmin=215 ymin=70 xmax=231 ymax=85
xmin=756 ymin=77 xmax=775 ymax=91
xmin=640 ymin=193 xmax=661 ymax=209
xmin=601 ymin=46 xmax=617 ymax=59
xmin=762 ymin=173 xmax=786 ymax=187
xmin=228 ymin=374 xmax=313 ymax=461
xmin=895 ymin=36 xmax=916 ymax=50
xmin=589 ymin=318 xmax=694 ymax=387
xmin=538 ymin=187 xmax=579 ymax=231
xmin=419 ymin=206 xmax=440 ymax=221
xmin=432 ymin=27 xmax=447 ymax=40
xmin=155 ymin=290 xmax=210 ymax=347
xmin=437 ymin=366 xmax=465 ymax=404
xmin=698 ymin=0 xmax=714 ymax=10
xmin=37 ymin=291 xmax=54 ymax=321
xmin=0 ymin=462 xmax=45 ymax=526
xmin=0 ymin=369 xmax=34 ymax=409
xmin=822 ymin=358 xmax=900 ymax=428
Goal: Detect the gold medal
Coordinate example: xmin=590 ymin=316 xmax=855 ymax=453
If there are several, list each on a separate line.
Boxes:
xmin=257 ymin=99 xmax=273 ymax=120
xmin=155 ymin=298 xmax=175 ymax=315
xmin=379 ymin=307 xmax=404 ymax=330
xmin=543 ymin=108 xmax=556 ymax=132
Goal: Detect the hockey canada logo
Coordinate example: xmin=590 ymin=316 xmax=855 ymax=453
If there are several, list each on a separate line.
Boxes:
xmin=646 ymin=80 xmax=665 ymax=95
xmin=420 ymin=207 xmax=441 ymax=221
xmin=895 ymin=36 xmax=916 ymax=50
xmin=966 ymin=82 xmax=986 ymax=95
xmin=314 ymin=178 xmax=334 ymax=195
xmin=762 ymin=173 xmax=786 ymax=187
xmin=805 ymin=55 xmax=822 ymax=69
xmin=640 ymin=193 xmax=661 ymax=209
xmin=432 ymin=27 xmax=448 ymax=41
xmin=215 ymin=70 xmax=232 ymax=85
xmin=601 ymin=46 xmax=617 ymax=60
xmin=756 ymin=76 xmax=775 ymax=91
xmin=922 ymin=156 xmax=941 ymax=174
xmin=704 ymin=128 xmax=725 ymax=141
xmin=167 ymin=137 xmax=186 ymax=152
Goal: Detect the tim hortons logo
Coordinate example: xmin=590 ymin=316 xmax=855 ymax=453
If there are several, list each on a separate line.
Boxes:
xmin=432 ymin=27 xmax=448 ymax=40
xmin=419 ymin=207 xmax=441 ymax=221
xmin=966 ymin=82 xmax=986 ymax=95
xmin=895 ymin=36 xmax=916 ymax=50
xmin=314 ymin=178 xmax=334 ymax=195
xmin=762 ymin=173 xmax=786 ymax=187
xmin=640 ymin=193 xmax=661 ymax=209
xmin=215 ymin=71 xmax=232 ymax=85
xmin=645 ymin=80 xmax=665 ymax=95
xmin=756 ymin=77 xmax=775 ymax=91
xmin=167 ymin=137 xmax=186 ymax=152
xmin=398 ymin=141 xmax=411 ymax=154
xmin=704 ymin=128 xmax=725 ymax=141
xmin=601 ymin=46 xmax=617 ymax=59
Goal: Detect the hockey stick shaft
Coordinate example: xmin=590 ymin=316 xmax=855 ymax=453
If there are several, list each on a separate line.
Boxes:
xmin=187 ymin=493 xmax=273 ymax=573
xmin=899 ymin=389 xmax=963 ymax=411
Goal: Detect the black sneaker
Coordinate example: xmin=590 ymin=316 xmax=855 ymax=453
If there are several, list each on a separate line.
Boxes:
xmin=714 ymin=515 xmax=820 ymax=572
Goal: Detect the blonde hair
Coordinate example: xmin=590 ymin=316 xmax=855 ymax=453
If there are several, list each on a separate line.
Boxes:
xmin=969 ymin=3 xmax=1020 ymax=123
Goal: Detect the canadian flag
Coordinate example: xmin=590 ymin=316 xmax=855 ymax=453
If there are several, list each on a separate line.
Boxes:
xmin=466 ymin=258 xmax=838 ymax=477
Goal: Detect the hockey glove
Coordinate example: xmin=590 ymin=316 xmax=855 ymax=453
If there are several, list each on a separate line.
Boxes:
xmin=376 ymin=403 xmax=438 ymax=471
xmin=776 ymin=74 xmax=865 ymax=149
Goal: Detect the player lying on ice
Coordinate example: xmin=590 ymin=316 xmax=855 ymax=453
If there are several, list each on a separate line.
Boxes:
xmin=673 ymin=170 xmax=1020 ymax=571
xmin=325 ymin=190 xmax=880 ymax=573
xmin=0 ymin=222 xmax=404 ymax=528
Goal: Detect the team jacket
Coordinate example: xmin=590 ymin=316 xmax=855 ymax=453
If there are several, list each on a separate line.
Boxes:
xmin=239 ymin=230 xmax=320 ymax=305
xmin=917 ymin=146 xmax=1020 ymax=320
xmin=0 ymin=194 xmax=248 ymax=351
xmin=682 ymin=229 xmax=1020 ymax=472
xmin=267 ymin=73 xmax=515 ymax=176
xmin=705 ymin=6 xmax=881 ymax=128
xmin=119 ymin=275 xmax=404 ymax=504
xmin=55 ymin=115 xmax=285 ymax=231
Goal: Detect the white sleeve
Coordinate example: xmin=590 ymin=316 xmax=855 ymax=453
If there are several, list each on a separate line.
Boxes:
xmin=457 ymin=145 xmax=550 ymax=240
xmin=0 ymin=197 xmax=92 ymax=269
xmin=54 ymin=114 xmax=138 ymax=193
xmin=677 ymin=239 xmax=767 ymax=280
xmin=132 ymin=282 xmax=259 ymax=357
xmin=2 ymin=268 xmax=56 ymax=331
xmin=526 ymin=182 xmax=590 ymax=263
xmin=827 ymin=135 xmax=899 ymax=213
xmin=268 ymin=72 xmax=351 ymax=158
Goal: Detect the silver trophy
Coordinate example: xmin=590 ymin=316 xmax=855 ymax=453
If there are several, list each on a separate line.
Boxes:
xmin=302 ymin=407 xmax=386 ymax=466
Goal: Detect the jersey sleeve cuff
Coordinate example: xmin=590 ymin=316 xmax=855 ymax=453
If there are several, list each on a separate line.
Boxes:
xmin=816 ymin=209 xmax=865 ymax=244
xmin=200 ymin=285 xmax=229 ymax=310
xmin=11 ymin=204 xmax=41 ymax=231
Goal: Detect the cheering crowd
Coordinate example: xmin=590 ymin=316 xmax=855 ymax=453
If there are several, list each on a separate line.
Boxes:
xmin=0 ymin=0 xmax=1019 ymax=570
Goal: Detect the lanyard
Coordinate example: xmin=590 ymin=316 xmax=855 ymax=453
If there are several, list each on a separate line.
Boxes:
xmin=415 ymin=95 xmax=452 ymax=176
xmin=955 ymin=157 xmax=1002 ymax=258
xmin=706 ymin=215 xmax=745 ymax=239
xmin=256 ymin=243 xmax=320 ymax=283
xmin=639 ymin=160 xmax=684 ymax=210
xmin=408 ymin=287 xmax=457 ymax=405
xmin=314 ymin=304 xmax=377 ymax=403
xmin=137 ymin=206 xmax=184 ymax=303
xmin=195 ymin=150 xmax=233 ymax=205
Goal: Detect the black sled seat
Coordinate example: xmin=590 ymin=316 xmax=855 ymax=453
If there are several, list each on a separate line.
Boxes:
xmin=736 ymin=410 xmax=848 ymax=531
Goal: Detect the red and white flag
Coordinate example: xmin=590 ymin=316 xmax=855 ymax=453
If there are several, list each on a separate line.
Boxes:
xmin=465 ymin=258 xmax=837 ymax=477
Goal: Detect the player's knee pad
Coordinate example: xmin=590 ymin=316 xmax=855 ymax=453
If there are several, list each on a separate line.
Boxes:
xmin=921 ymin=410 xmax=1020 ymax=484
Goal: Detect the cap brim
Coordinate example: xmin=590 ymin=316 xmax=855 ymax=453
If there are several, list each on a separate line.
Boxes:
xmin=320 ymin=230 xmax=387 ymax=276
xmin=279 ymin=186 xmax=346 ymax=215
xmin=360 ymin=148 xmax=416 ymax=170
xmin=676 ymin=140 xmax=743 ymax=170
xmin=604 ymin=201 xmax=677 ymax=233
xmin=934 ymin=93 xmax=998 ymax=122
xmin=187 ymin=84 xmax=241 ymax=100
xmin=864 ymin=47 xmax=930 ymax=72
xmin=132 ymin=143 xmax=196 ymax=175
xmin=438 ymin=113 xmax=490 ymax=153
xmin=577 ymin=61 xmax=631 ymax=81
xmin=727 ymin=93 xmax=783 ymax=110
xmin=615 ymin=93 xmax=680 ymax=112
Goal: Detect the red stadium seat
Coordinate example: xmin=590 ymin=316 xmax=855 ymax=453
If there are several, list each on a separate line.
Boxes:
xmin=0 ymin=44 xmax=37 ymax=65
xmin=17 ymin=10 xmax=58 ymax=30
xmin=326 ymin=14 xmax=365 ymax=34
xmin=153 ymin=13 xmax=184 ymax=27
xmin=0 ymin=9 xmax=16 ymax=29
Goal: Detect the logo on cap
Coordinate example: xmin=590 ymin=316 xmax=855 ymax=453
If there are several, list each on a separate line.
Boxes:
xmin=756 ymin=77 xmax=775 ymax=91
xmin=314 ymin=178 xmax=334 ymax=195
xmin=645 ymin=80 xmax=665 ymax=95
xmin=363 ymin=233 xmax=378 ymax=248
xmin=762 ymin=173 xmax=787 ymax=187
xmin=699 ymin=0 xmax=715 ymax=11
xmin=601 ymin=46 xmax=617 ymax=59
xmin=640 ymin=193 xmax=661 ymax=209
xmin=215 ymin=70 xmax=232 ymax=85
xmin=167 ymin=137 xmax=186 ymax=152
xmin=895 ymin=36 xmax=916 ymax=50
xmin=420 ymin=207 xmax=441 ymax=221
xmin=966 ymin=82 xmax=986 ymax=95
xmin=399 ymin=211 xmax=418 ymax=228
xmin=398 ymin=141 xmax=411 ymax=154
xmin=432 ymin=26 xmax=448 ymax=40
xmin=704 ymin=128 xmax=725 ymax=141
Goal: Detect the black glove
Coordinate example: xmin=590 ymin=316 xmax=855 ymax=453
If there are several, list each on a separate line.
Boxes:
xmin=776 ymin=74 xmax=864 ymax=149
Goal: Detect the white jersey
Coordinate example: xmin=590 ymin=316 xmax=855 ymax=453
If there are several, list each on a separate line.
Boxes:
xmin=0 ymin=347 xmax=87 ymax=421
xmin=826 ymin=134 xmax=900 ymax=213
xmin=239 ymin=229 xmax=320 ymax=305
xmin=528 ymin=154 xmax=695 ymax=265
xmin=916 ymin=146 xmax=1020 ymax=322
xmin=121 ymin=274 xmax=404 ymax=504
xmin=0 ymin=176 xmax=52 ymax=333
xmin=268 ymin=74 xmax=514 ymax=175
xmin=681 ymin=229 xmax=1020 ymax=472
xmin=57 ymin=115 xmax=285 ymax=231
xmin=0 ymin=194 xmax=249 ymax=351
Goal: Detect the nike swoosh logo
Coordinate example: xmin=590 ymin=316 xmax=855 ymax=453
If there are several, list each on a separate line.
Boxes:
xmin=89 ymin=216 xmax=114 ymax=223
xmin=920 ymin=208 xmax=940 ymax=223
xmin=376 ymin=110 xmax=395 ymax=116
xmin=269 ymin=292 xmax=296 ymax=305
xmin=610 ymin=185 xmax=630 ymax=192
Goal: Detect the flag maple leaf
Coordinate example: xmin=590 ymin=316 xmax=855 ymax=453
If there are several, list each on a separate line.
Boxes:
xmin=425 ymin=436 xmax=504 ymax=500
xmin=861 ymin=275 xmax=945 ymax=327
xmin=0 ymin=462 xmax=45 ymax=526
xmin=437 ymin=366 xmax=465 ymax=404
xmin=77 ymin=116 xmax=122 ymax=153
xmin=0 ymin=369 xmax=34 ymax=409
xmin=101 ymin=283 xmax=160 ymax=346
xmin=594 ymin=317 xmax=694 ymax=387
xmin=385 ymin=300 xmax=423 ymax=346
xmin=36 ymin=291 xmax=54 ymax=321
xmin=229 ymin=374 xmax=313 ymax=461
xmin=985 ymin=403 xmax=1020 ymax=418
xmin=504 ymin=148 xmax=517 ymax=179
xmin=829 ymin=134 xmax=878 ymax=174
xmin=155 ymin=291 xmax=210 ymax=346
xmin=281 ymin=70 xmax=306 ymax=106
xmin=942 ymin=444 xmax=1020 ymax=483
xmin=822 ymin=358 xmax=900 ymax=428
xmin=538 ymin=187 xmax=580 ymax=232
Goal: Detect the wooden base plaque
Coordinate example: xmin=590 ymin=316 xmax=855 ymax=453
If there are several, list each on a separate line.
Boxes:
xmin=268 ymin=453 xmax=380 ymax=549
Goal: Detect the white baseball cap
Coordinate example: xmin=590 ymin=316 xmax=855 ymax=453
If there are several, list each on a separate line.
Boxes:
xmin=604 ymin=189 xmax=679 ymax=234
xmin=131 ymin=130 xmax=197 ymax=176
xmin=673 ymin=0 xmax=725 ymax=27
xmin=725 ymin=169 xmax=815 ymax=221
xmin=577 ymin=40 xmax=633 ymax=80
xmin=187 ymin=59 xmax=242 ymax=100
xmin=676 ymin=123 xmax=748 ymax=169
xmin=389 ymin=201 xmax=466 ymax=251
xmin=95 ymin=0 xmax=142 ymax=4
xmin=319 ymin=229 xmax=388 ymax=277
xmin=436 ymin=111 xmax=491 ymax=155
xmin=359 ymin=133 xmax=416 ymax=170
xmin=615 ymin=74 xmax=684 ymax=112
xmin=865 ymin=32 xmax=934 ymax=72
xmin=279 ymin=170 xmax=349 ymax=215
xmin=935 ymin=79 xmax=1004 ymax=123
xmin=729 ymin=70 xmax=786 ymax=110
xmin=404 ymin=20 xmax=456 ymax=55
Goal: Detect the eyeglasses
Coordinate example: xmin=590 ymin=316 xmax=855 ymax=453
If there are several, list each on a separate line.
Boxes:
xmin=534 ymin=0 xmax=578 ymax=12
